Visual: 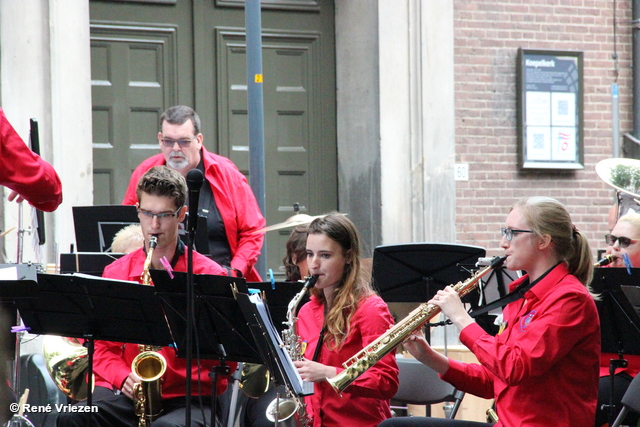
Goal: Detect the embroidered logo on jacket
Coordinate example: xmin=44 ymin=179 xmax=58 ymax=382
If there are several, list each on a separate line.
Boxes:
xmin=519 ymin=310 xmax=536 ymax=331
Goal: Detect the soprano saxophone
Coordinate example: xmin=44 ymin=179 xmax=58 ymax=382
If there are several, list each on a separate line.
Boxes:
xmin=327 ymin=255 xmax=506 ymax=395
xmin=133 ymin=235 xmax=167 ymax=427
xmin=265 ymin=274 xmax=318 ymax=427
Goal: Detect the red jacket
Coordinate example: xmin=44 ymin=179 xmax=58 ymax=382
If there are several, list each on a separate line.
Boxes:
xmin=122 ymin=147 xmax=265 ymax=281
xmin=0 ymin=108 xmax=62 ymax=212
xmin=443 ymin=263 xmax=600 ymax=427
xmin=297 ymin=294 xmax=399 ymax=427
xmin=92 ymin=247 xmax=235 ymax=398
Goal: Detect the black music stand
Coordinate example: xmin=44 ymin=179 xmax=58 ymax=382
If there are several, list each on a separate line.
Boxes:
xmin=591 ymin=268 xmax=640 ymax=425
xmin=72 ymin=205 xmax=139 ymax=252
xmin=235 ymin=291 xmax=313 ymax=399
xmin=371 ymin=243 xmax=486 ymax=303
xmin=246 ymin=281 xmax=310 ymax=334
xmin=152 ymin=270 xmax=296 ymax=426
xmin=151 ymin=270 xmax=262 ymax=363
xmin=0 ymin=273 xmax=174 ymax=407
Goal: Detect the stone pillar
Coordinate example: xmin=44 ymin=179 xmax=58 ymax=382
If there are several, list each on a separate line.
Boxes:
xmin=0 ymin=0 xmax=93 ymax=265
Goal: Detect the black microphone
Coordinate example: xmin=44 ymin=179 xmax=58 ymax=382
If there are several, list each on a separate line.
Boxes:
xmin=186 ymin=168 xmax=204 ymax=233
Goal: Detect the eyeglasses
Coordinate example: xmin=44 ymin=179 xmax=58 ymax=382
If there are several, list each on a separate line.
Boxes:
xmin=137 ymin=207 xmax=182 ymax=221
xmin=605 ymin=234 xmax=639 ymax=248
xmin=501 ymin=227 xmax=534 ymax=242
xmin=161 ymin=136 xmax=197 ymax=148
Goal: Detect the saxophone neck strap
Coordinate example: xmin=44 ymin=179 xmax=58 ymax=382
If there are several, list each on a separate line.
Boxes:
xmin=468 ymin=261 xmax=560 ymax=319
xmin=312 ymin=327 xmax=325 ymax=362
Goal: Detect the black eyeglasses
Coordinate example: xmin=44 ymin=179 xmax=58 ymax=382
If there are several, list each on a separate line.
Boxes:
xmin=137 ymin=207 xmax=182 ymax=221
xmin=161 ymin=136 xmax=197 ymax=148
xmin=501 ymin=227 xmax=533 ymax=242
xmin=605 ymin=234 xmax=639 ymax=248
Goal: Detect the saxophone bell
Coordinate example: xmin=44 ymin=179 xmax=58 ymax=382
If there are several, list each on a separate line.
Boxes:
xmin=132 ymin=350 xmax=167 ymax=426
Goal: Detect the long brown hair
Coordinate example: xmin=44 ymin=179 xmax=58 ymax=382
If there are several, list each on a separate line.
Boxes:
xmin=307 ymin=213 xmax=375 ymax=349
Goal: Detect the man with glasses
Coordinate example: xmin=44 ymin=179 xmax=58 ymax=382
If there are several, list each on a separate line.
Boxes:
xmin=122 ymin=105 xmax=265 ymax=281
xmin=57 ymin=166 xmax=234 ymax=427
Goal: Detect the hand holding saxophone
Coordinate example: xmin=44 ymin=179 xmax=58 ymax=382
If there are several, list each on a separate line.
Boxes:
xmin=293 ymin=358 xmax=337 ymax=383
xmin=121 ymin=372 xmax=142 ymax=400
xmin=429 ymin=286 xmax=474 ymax=330
xmin=402 ymin=328 xmax=451 ymax=375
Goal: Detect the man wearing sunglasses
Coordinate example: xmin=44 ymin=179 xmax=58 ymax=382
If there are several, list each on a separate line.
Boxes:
xmin=122 ymin=105 xmax=265 ymax=281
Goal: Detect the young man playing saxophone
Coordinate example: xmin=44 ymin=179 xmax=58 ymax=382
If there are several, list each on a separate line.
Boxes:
xmin=56 ymin=166 xmax=233 ymax=427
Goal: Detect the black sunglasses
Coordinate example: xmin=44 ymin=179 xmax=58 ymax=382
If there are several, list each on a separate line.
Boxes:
xmin=605 ymin=234 xmax=639 ymax=249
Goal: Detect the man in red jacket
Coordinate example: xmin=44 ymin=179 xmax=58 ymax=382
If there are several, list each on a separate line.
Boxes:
xmin=0 ymin=108 xmax=62 ymax=212
xmin=122 ymin=105 xmax=265 ymax=281
xmin=56 ymin=166 xmax=235 ymax=427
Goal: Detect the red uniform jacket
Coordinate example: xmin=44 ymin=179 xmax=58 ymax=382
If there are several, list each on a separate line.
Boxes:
xmin=122 ymin=147 xmax=265 ymax=282
xmin=443 ymin=263 xmax=600 ymax=427
xmin=297 ymin=294 xmax=399 ymax=427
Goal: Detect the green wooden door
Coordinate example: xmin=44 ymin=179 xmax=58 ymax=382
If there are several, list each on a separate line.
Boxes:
xmin=90 ymin=0 xmax=337 ymax=278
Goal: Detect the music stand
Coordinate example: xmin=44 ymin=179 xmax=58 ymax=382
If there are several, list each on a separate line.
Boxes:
xmin=372 ymin=243 xmax=486 ymax=303
xmin=72 ymin=205 xmax=139 ymax=252
xmin=59 ymin=252 xmax=125 ymax=276
xmin=0 ymin=273 xmax=173 ymax=407
xmin=591 ymin=268 xmax=640 ymax=425
xmin=151 ymin=270 xmax=262 ymax=363
xmin=246 ymin=281 xmax=310 ymax=334
xmin=235 ymin=292 xmax=313 ymax=399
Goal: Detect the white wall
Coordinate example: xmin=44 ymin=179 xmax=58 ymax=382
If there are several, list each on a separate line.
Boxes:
xmin=0 ymin=0 xmax=93 ymax=268
xmin=378 ymin=0 xmax=456 ymax=244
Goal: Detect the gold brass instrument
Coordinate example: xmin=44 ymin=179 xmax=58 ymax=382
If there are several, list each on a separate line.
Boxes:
xmin=132 ymin=234 xmax=166 ymax=427
xmin=140 ymin=235 xmax=157 ymax=286
xmin=239 ymin=363 xmax=271 ymax=399
xmin=42 ymin=336 xmax=92 ymax=401
xmin=132 ymin=348 xmax=167 ymax=427
xmin=594 ymin=254 xmax=616 ymax=267
xmin=327 ymin=256 xmax=507 ymax=395
xmin=265 ymin=274 xmax=318 ymax=427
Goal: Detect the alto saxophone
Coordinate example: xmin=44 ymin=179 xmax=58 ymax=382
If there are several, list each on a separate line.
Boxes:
xmin=327 ymin=255 xmax=506 ymax=395
xmin=265 ymin=274 xmax=318 ymax=427
xmin=133 ymin=235 xmax=167 ymax=427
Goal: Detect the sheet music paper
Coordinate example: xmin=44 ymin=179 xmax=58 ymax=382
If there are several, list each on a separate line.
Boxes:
xmin=248 ymin=293 xmax=313 ymax=396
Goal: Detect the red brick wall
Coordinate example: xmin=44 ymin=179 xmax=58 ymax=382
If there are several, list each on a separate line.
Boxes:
xmin=454 ymin=0 xmax=633 ymax=260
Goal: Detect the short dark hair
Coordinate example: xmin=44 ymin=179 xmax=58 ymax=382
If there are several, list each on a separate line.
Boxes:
xmin=159 ymin=105 xmax=201 ymax=135
xmin=283 ymin=224 xmax=309 ymax=281
xmin=136 ymin=165 xmax=187 ymax=209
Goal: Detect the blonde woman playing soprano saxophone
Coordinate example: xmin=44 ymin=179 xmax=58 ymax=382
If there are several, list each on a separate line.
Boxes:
xmin=380 ymin=197 xmax=600 ymax=427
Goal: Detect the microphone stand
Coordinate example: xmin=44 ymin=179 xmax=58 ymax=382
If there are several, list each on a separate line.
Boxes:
xmin=184 ymin=167 xmax=203 ymax=426
xmin=185 ymin=228 xmax=195 ymax=427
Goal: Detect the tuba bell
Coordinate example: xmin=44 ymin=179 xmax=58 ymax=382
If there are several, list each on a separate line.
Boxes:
xmin=42 ymin=336 xmax=93 ymax=401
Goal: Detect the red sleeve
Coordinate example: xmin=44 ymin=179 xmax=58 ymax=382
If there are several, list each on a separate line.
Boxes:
xmin=122 ymin=155 xmax=165 ymax=205
xmin=343 ymin=296 xmax=399 ymax=399
xmin=0 ymin=109 xmax=62 ymax=212
xmin=206 ymin=154 xmax=265 ymax=280
xmin=92 ymin=340 xmax=131 ymax=390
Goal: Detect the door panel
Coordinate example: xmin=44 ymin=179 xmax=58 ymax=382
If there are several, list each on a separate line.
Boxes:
xmin=91 ymin=23 xmax=178 ymax=204
xmin=90 ymin=0 xmax=336 ymax=278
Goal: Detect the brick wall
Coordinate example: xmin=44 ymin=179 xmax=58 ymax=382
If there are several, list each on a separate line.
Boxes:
xmin=454 ymin=0 xmax=633 ymax=260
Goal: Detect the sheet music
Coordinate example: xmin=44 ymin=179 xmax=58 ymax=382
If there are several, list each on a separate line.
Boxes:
xmin=248 ymin=293 xmax=312 ymax=396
